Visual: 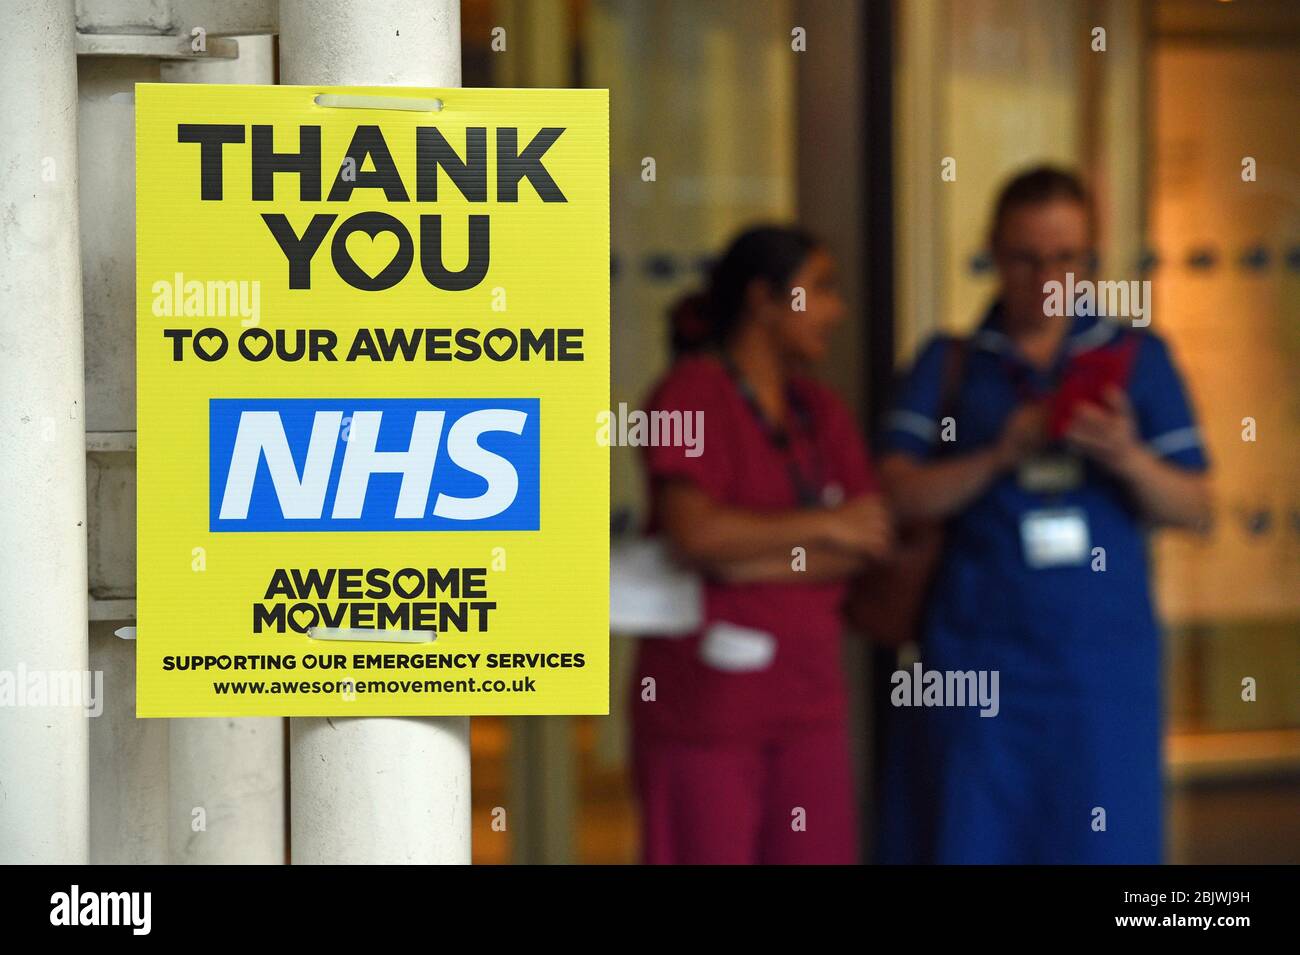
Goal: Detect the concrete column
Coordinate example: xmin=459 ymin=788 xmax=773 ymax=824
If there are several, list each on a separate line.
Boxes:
xmin=168 ymin=714 xmax=286 ymax=863
xmin=279 ymin=0 xmax=471 ymax=865
xmin=0 ymin=0 xmax=91 ymax=864
xmin=80 ymin=46 xmax=169 ymax=866
xmin=159 ymin=34 xmax=288 ymax=865
xmin=892 ymin=0 xmax=945 ymax=361
xmin=279 ymin=0 xmax=462 ymax=87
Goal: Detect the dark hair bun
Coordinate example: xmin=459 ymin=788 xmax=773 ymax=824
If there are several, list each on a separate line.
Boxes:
xmin=666 ymin=225 xmax=820 ymax=359
xmin=669 ymin=291 xmax=713 ymax=356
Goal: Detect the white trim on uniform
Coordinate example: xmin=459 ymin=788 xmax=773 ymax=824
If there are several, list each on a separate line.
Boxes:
xmin=1066 ymin=316 xmax=1121 ymax=355
xmin=885 ymin=409 xmax=938 ymax=444
xmin=1147 ymin=426 xmax=1202 ymax=458
xmin=972 ymin=317 xmax=1121 ymax=359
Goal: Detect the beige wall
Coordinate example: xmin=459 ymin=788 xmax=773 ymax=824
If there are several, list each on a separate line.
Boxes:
xmin=1149 ymin=43 xmax=1300 ymax=627
xmin=894 ymin=0 xmax=1144 ymax=356
xmin=591 ymin=0 xmax=797 ymax=524
xmin=795 ymin=0 xmax=866 ymax=413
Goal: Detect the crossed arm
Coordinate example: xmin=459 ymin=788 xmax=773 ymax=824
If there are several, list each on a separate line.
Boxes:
xmin=655 ymin=480 xmax=893 ymax=584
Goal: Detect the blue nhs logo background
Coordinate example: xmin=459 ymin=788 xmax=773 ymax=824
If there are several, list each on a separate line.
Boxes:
xmin=209 ymin=398 xmax=540 ymax=532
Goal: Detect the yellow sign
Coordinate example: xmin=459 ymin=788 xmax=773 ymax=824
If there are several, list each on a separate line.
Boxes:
xmin=135 ymin=84 xmax=609 ymax=717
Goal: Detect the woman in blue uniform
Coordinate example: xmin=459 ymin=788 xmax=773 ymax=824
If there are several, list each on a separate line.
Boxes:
xmin=877 ymin=167 xmax=1212 ymax=864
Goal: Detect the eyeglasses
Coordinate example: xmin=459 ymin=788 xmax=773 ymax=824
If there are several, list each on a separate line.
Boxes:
xmin=999 ymin=249 xmax=1094 ymax=275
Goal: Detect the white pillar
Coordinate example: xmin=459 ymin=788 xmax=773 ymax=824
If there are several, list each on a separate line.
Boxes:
xmin=279 ymin=0 xmax=471 ymax=865
xmin=168 ymin=715 xmax=286 ymax=863
xmin=80 ymin=47 xmax=170 ymax=867
xmin=278 ymin=0 xmax=462 ymax=88
xmin=0 ymin=0 xmax=90 ymax=864
xmin=159 ymin=34 xmax=289 ymax=865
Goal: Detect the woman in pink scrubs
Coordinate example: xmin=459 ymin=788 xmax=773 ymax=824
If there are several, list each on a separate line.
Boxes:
xmin=633 ymin=226 xmax=891 ymax=864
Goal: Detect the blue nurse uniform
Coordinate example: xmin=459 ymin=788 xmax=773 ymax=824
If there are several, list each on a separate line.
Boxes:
xmin=877 ymin=303 xmax=1208 ymax=864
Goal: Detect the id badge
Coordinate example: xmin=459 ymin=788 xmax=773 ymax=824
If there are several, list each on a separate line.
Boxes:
xmin=1020 ymin=507 xmax=1090 ymax=569
xmin=698 ymin=621 xmax=776 ymax=673
xmin=1017 ymin=453 xmax=1084 ymax=494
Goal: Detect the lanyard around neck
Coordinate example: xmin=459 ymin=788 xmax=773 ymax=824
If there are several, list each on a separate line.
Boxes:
xmin=720 ymin=354 xmax=824 ymax=508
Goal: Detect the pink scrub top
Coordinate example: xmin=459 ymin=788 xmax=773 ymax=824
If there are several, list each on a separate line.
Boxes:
xmin=633 ymin=354 xmax=879 ymax=742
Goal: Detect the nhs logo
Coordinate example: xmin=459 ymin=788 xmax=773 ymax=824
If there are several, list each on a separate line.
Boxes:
xmin=209 ymin=398 xmax=539 ymax=532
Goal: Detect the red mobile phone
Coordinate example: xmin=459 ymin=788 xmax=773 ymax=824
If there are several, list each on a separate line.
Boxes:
xmin=1048 ymin=336 xmax=1139 ymax=440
